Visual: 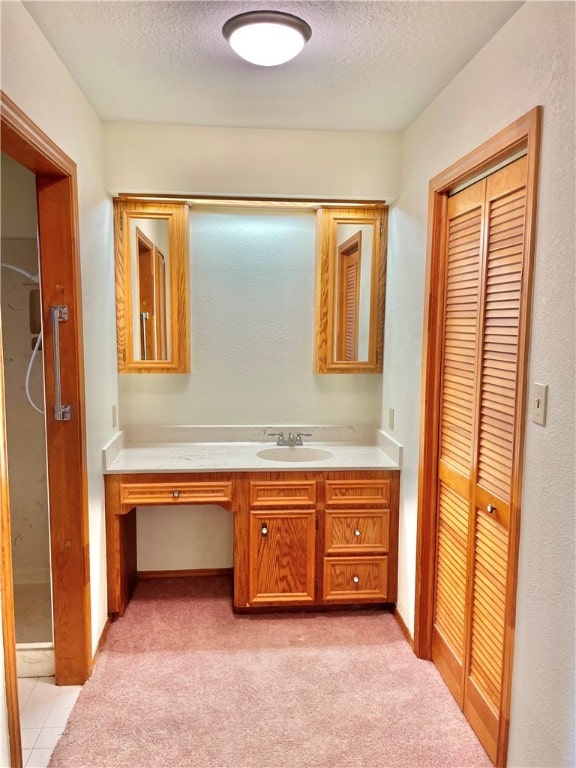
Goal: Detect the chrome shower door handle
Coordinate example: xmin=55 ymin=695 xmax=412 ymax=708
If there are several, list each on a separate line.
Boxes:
xmin=140 ymin=311 xmax=149 ymax=361
xmin=51 ymin=305 xmax=72 ymax=421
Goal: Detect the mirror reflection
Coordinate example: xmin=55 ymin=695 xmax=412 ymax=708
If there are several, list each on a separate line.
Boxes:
xmin=334 ymin=223 xmax=374 ymax=363
xmin=114 ymin=200 xmax=190 ymax=374
xmin=315 ymin=206 xmax=387 ymax=374
xmin=131 ymin=219 xmax=170 ymax=361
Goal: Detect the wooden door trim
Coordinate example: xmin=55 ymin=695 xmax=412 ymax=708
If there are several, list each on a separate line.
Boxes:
xmin=1 ymin=91 xmax=92 ymax=685
xmin=415 ymin=107 xmax=542 ymax=766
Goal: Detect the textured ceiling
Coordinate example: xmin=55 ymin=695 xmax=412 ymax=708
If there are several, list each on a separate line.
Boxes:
xmin=23 ymin=1 xmax=522 ymax=131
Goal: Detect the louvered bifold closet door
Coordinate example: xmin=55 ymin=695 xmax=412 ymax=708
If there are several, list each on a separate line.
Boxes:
xmin=464 ymin=156 xmax=528 ymax=762
xmin=432 ymin=179 xmax=485 ymax=705
xmin=338 ymin=243 xmax=360 ymax=361
xmin=344 ymin=254 xmax=360 ymax=360
xmin=432 ymin=156 xmax=528 ymax=764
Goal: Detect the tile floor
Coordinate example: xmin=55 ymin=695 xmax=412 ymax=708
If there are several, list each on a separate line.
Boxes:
xmin=18 ymin=676 xmax=81 ymax=768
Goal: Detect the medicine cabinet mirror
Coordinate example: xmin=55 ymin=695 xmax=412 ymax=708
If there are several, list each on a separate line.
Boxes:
xmin=315 ymin=206 xmax=387 ymax=373
xmin=113 ymin=199 xmax=190 ymax=373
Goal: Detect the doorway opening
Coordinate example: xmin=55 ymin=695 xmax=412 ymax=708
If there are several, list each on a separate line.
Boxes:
xmin=1 ymin=154 xmax=53 ymax=675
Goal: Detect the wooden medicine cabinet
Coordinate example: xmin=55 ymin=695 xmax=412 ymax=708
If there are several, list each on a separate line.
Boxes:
xmin=114 ymin=199 xmax=190 ymax=373
xmin=315 ymin=206 xmax=387 ymax=373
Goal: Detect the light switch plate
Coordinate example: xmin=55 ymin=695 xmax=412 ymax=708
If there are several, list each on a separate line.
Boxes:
xmin=531 ymin=383 xmax=548 ymax=426
xmin=388 ymin=407 xmax=395 ymax=430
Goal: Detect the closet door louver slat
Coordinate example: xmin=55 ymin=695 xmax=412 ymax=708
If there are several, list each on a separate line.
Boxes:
xmin=477 ymin=183 xmax=526 ymax=501
xmin=435 ymin=482 xmax=469 ymax=661
xmin=439 ymin=200 xmax=483 ymax=475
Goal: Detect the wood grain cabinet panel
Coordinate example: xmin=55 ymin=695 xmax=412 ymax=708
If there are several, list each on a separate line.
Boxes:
xmin=325 ymin=480 xmax=390 ymax=507
xmin=249 ymin=480 xmax=316 ymax=509
xmin=321 ymin=475 xmax=398 ymax=605
xmin=248 ymin=509 xmax=316 ymax=605
xmin=323 ymin=557 xmax=388 ymax=601
xmin=325 ymin=509 xmax=389 ymax=554
xmin=120 ymin=481 xmax=233 ymax=508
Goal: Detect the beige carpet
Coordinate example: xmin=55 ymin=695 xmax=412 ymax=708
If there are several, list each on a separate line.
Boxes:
xmin=49 ymin=576 xmax=491 ymax=767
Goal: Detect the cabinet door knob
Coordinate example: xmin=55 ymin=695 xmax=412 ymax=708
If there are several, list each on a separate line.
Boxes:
xmin=354 ymin=529 xmax=361 ymax=537
xmin=261 ymin=523 xmax=268 ymax=537
xmin=352 ymin=575 xmax=360 ymax=584
xmin=172 ymin=490 xmax=180 ymax=498
xmin=487 ymin=504 xmax=496 ymax=514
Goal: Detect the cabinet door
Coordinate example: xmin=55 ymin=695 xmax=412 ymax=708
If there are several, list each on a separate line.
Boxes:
xmin=249 ymin=509 xmax=316 ymax=605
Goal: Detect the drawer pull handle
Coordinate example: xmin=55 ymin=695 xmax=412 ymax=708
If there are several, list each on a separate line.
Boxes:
xmin=487 ymin=504 xmax=496 ymax=514
xmin=354 ymin=529 xmax=361 ymax=537
xmin=261 ymin=523 xmax=268 ymax=537
xmin=172 ymin=490 xmax=180 ymax=498
xmin=352 ymin=575 xmax=360 ymax=584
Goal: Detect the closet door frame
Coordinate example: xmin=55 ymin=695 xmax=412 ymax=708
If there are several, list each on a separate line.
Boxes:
xmin=414 ymin=107 xmax=541 ymax=766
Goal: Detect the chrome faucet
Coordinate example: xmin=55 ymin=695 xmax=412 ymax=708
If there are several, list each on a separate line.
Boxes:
xmin=267 ymin=431 xmax=313 ymax=446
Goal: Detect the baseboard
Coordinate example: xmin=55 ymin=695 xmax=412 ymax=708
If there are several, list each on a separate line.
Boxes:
xmin=137 ymin=568 xmax=233 ymax=579
xmin=90 ymin=619 xmax=111 ymax=674
xmin=394 ymin=608 xmax=414 ymax=649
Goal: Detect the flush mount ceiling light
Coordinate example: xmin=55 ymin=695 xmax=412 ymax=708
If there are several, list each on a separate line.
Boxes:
xmin=222 ymin=10 xmax=312 ymax=67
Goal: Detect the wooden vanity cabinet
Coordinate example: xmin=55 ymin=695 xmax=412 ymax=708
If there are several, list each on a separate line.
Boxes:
xmin=238 ymin=472 xmax=399 ymax=610
xmin=105 ymin=470 xmax=399 ymax=617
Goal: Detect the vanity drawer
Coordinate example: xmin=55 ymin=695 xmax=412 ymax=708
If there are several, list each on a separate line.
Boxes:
xmin=120 ymin=481 xmax=233 ymax=507
xmin=250 ymin=481 xmax=317 ymax=509
xmin=325 ymin=509 xmax=389 ymax=554
xmin=325 ymin=480 xmax=390 ymax=508
xmin=323 ymin=556 xmax=389 ymax=601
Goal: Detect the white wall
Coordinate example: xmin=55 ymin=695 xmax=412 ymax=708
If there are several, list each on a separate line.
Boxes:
xmin=0 ymin=1 xmax=118 ymax=654
xmin=383 ymin=3 xmax=575 ymax=766
xmin=107 ymin=123 xmax=400 ymax=428
xmin=104 ymin=123 xmax=401 ymax=201
xmin=120 ymin=209 xmax=383 ymax=427
xmin=109 ymin=123 xmax=400 ymax=436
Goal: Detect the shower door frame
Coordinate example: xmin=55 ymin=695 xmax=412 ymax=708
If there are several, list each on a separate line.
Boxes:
xmin=1 ymin=93 xmax=91 ymax=716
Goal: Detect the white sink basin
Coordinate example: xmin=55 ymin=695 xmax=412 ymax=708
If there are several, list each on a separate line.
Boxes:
xmin=257 ymin=447 xmax=333 ymax=463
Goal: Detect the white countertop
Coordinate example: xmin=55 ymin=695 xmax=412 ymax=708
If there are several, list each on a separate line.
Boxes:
xmin=102 ymin=425 xmax=402 ymax=474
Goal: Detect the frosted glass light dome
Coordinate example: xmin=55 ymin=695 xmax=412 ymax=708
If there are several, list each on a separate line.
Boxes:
xmin=223 ymin=11 xmax=312 ymax=67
